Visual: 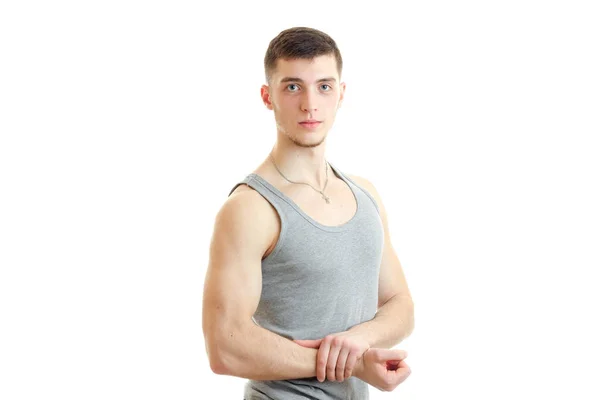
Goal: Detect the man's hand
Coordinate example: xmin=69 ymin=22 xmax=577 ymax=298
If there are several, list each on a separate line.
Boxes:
xmin=353 ymin=348 xmax=411 ymax=392
xmin=293 ymin=331 xmax=370 ymax=382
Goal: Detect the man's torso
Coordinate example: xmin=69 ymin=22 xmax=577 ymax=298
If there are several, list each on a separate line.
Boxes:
xmin=229 ymin=163 xmax=365 ymax=260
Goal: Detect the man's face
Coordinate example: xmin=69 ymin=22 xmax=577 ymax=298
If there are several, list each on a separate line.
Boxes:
xmin=261 ymin=54 xmax=346 ymax=148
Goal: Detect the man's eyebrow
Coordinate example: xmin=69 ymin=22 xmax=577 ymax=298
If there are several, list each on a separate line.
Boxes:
xmin=279 ymin=77 xmax=337 ymax=84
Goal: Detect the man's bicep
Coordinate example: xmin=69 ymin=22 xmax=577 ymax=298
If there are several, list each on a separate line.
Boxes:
xmin=202 ymin=193 xmax=273 ymax=340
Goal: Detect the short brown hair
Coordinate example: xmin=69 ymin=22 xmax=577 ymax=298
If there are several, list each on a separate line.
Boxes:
xmin=264 ymin=27 xmax=343 ymax=84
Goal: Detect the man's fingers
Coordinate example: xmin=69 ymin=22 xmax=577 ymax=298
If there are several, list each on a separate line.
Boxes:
xmin=375 ymin=348 xmax=408 ymax=363
xmin=386 ymin=360 xmax=401 ymax=371
xmin=391 ymin=349 xmax=408 ymax=360
xmin=344 ymin=354 xmax=358 ymax=380
xmin=326 ymin=344 xmax=342 ymax=382
xmin=335 ymin=348 xmax=350 ymax=382
xmin=316 ymin=340 xmax=331 ymax=382
xmin=393 ymin=362 xmax=411 ymax=385
xmin=389 ymin=362 xmax=411 ymax=379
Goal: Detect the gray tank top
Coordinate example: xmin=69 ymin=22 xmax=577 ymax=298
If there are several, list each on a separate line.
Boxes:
xmin=228 ymin=162 xmax=384 ymax=400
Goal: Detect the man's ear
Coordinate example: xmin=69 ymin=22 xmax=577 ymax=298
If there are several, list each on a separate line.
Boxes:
xmin=261 ymin=84 xmax=274 ymax=110
xmin=338 ymin=81 xmax=346 ymax=109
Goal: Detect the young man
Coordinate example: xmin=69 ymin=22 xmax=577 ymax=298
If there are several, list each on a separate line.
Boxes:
xmin=203 ymin=27 xmax=414 ymax=399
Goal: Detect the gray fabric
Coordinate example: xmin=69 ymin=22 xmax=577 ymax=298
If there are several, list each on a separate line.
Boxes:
xmin=228 ymin=162 xmax=384 ymax=400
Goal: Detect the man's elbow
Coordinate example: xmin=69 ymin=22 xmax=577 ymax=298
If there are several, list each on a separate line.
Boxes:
xmin=204 ymin=319 xmax=254 ymax=377
xmin=210 ymin=359 xmax=229 ymax=375
xmin=205 ymin=336 xmax=234 ymax=376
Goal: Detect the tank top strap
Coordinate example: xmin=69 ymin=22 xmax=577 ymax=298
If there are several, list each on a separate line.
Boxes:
xmin=328 ymin=162 xmax=381 ymax=216
xmin=228 ymin=175 xmax=253 ymax=197
xmin=227 ymin=174 xmax=291 ymax=262
xmin=228 ymin=173 xmax=291 ymax=221
xmin=228 ymin=174 xmax=287 ymax=209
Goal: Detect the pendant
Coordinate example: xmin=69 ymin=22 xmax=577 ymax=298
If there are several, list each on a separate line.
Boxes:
xmin=323 ymin=194 xmax=330 ymax=204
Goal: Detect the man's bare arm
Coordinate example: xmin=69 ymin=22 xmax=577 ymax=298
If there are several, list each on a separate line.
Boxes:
xmin=346 ymin=175 xmax=415 ymax=349
xmin=202 ymin=188 xmax=407 ymax=385
xmin=203 ymin=190 xmax=323 ymax=380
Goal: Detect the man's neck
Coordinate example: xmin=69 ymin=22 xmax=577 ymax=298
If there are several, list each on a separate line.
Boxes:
xmin=269 ymin=142 xmax=330 ymax=188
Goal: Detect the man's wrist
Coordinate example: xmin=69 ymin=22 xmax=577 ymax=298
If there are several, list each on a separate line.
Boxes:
xmin=352 ymin=350 xmax=367 ymax=378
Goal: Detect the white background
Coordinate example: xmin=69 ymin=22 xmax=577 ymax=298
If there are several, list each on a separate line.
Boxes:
xmin=1 ymin=1 xmax=599 ymax=399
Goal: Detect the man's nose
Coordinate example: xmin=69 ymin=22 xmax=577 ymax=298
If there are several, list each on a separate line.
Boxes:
xmin=300 ymin=91 xmax=318 ymax=113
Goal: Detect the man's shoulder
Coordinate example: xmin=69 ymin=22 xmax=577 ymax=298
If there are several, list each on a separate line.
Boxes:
xmin=222 ymin=183 xmax=275 ymax=220
xmin=346 ymin=173 xmax=371 ymax=188
xmin=346 ymin=173 xmax=377 ymax=197
xmin=229 ymin=182 xmax=256 ymax=197
xmin=213 ymin=183 xmax=279 ymax=256
xmin=217 ymin=182 xmax=280 ymax=237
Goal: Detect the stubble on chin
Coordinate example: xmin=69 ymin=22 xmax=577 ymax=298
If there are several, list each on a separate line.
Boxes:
xmin=290 ymin=128 xmax=327 ymax=148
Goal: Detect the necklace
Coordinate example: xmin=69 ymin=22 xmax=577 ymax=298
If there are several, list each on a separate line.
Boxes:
xmin=269 ymin=152 xmax=331 ymax=204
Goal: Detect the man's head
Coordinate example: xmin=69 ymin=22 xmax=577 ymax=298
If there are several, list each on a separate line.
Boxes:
xmin=261 ymin=27 xmax=346 ymax=148
xmin=263 ymin=27 xmax=343 ymax=84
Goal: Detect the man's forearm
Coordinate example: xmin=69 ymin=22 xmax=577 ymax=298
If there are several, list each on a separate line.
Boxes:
xmin=212 ymin=321 xmax=320 ymax=381
xmin=349 ymin=295 xmax=415 ymax=349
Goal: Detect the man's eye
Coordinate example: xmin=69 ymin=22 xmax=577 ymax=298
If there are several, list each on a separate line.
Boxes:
xmin=321 ymin=84 xmax=332 ymax=91
xmin=287 ymin=84 xmax=299 ymax=91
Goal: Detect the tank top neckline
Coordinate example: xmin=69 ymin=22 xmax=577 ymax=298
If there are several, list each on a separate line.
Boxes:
xmin=247 ymin=162 xmax=360 ymax=232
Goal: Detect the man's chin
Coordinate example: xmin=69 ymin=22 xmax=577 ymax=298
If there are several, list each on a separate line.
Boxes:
xmin=289 ymin=132 xmax=326 ymax=148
